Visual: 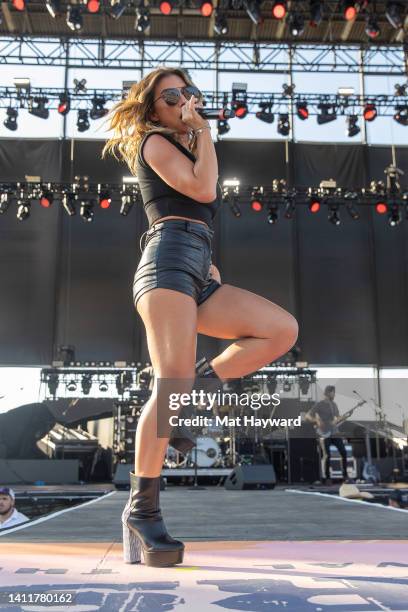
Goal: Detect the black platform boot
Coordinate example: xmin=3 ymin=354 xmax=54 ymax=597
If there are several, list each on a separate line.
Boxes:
xmin=169 ymin=357 xmax=224 ymax=453
xmin=122 ymin=472 xmax=184 ymax=567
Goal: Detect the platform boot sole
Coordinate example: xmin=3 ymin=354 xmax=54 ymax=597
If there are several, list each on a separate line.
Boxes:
xmin=123 ymin=521 xmax=184 ymax=567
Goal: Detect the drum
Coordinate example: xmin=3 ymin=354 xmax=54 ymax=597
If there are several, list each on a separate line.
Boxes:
xmin=188 ymin=436 xmax=221 ymax=467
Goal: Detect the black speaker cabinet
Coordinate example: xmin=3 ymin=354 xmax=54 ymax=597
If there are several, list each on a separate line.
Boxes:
xmin=113 ymin=464 xmax=165 ymax=490
xmin=224 ymin=464 xmax=276 ymax=490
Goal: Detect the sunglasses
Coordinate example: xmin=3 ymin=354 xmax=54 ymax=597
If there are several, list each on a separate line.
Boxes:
xmin=152 ymin=85 xmax=202 ymax=106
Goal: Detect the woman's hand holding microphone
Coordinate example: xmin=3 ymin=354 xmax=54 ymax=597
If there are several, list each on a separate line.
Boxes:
xmin=181 ymin=95 xmax=210 ymax=134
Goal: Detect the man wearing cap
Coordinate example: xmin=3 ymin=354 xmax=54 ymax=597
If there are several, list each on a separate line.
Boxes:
xmin=0 ymin=487 xmax=29 ymax=529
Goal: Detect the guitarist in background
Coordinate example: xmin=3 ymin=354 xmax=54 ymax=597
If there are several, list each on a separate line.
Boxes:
xmin=305 ymin=385 xmax=348 ymax=484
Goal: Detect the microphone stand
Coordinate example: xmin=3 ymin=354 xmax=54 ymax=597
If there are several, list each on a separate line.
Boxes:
xmin=188 ymin=445 xmax=206 ymax=491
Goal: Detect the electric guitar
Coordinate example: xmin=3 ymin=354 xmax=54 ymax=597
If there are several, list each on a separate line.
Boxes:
xmin=314 ymin=400 xmax=366 ymax=439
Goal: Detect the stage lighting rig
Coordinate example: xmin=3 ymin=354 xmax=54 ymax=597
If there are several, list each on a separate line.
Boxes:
xmin=214 ymin=12 xmax=228 ymax=35
xmin=80 ymin=200 xmax=94 ymax=223
xmin=282 ymin=83 xmax=295 ymax=97
xmin=344 ymin=192 xmax=360 ymax=220
xmin=296 ymin=101 xmax=309 ymax=120
xmin=394 ymin=105 xmax=408 ymax=126
xmin=385 ymin=1 xmax=404 ymax=29
xmin=47 ymin=373 xmax=59 ymax=397
xmin=110 ymin=0 xmax=126 ymax=18
xmin=12 ymin=0 xmax=25 ymax=10
xmin=39 ymin=187 xmax=54 ymax=208
xmin=46 ymin=0 xmax=61 ymax=17
xmin=288 ymin=11 xmax=305 ymax=36
xmin=271 ymin=1 xmax=286 ymax=19
xmin=62 ymin=192 xmax=77 ymax=216
xmin=90 ymin=96 xmax=108 ymax=120
xmin=309 ymin=0 xmax=322 ymax=26
xmin=77 ymin=109 xmax=90 ymax=132
xmin=375 ymin=201 xmax=388 ymax=214
xmin=87 ymin=0 xmax=100 ymax=13
xmin=98 ymin=186 xmax=112 ymax=209
xmin=4 ymin=107 xmax=18 ymax=131
xmin=283 ymin=195 xmax=296 ymax=219
xmin=81 ymin=373 xmax=93 ymax=395
xmin=135 ymin=6 xmax=150 ymax=32
xmin=346 ymin=114 xmax=360 ymax=137
xmin=394 ymin=83 xmax=407 ymax=96
xmin=223 ymin=179 xmax=241 ymax=218
xmin=277 ymin=113 xmax=290 ymax=136
xmin=243 ymin=0 xmax=262 ymax=25
xmin=256 ymin=100 xmax=274 ymax=123
xmin=159 ymin=0 xmax=173 ymax=14
xmin=74 ymin=78 xmax=87 ymax=95
xmin=99 ymin=380 xmax=109 ymax=392
xmin=308 ymin=192 xmax=321 ymax=213
xmin=363 ymin=103 xmax=377 ymax=121
xmin=328 ymin=203 xmax=340 ymax=226
xmin=0 ymin=192 xmax=11 ymax=214
xmin=200 ymin=0 xmax=213 ymax=17
xmin=267 ymin=203 xmax=279 ymax=225
xmin=66 ymin=5 xmax=83 ymax=31
xmin=17 ymin=199 xmax=30 ymax=222
xmin=317 ymin=102 xmax=337 ymax=125
xmin=231 ymin=83 xmax=248 ymax=119
xmin=28 ymin=97 xmax=49 ymax=120
xmin=217 ymin=119 xmax=230 ymax=135
xmin=342 ymin=0 xmax=357 ymax=21
xmin=67 ymin=379 xmax=77 ymax=392
xmin=58 ymin=93 xmax=71 ymax=115
xmin=365 ymin=14 xmax=380 ymax=38
xmin=388 ymin=204 xmax=401 ymax=227
xmin=250 ymin=187 xmax=264 ymax=212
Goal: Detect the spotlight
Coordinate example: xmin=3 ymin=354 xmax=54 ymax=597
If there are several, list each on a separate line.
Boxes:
xmin=200 ymin=0 xmax=213 ymax=17
xmin=77 ymin=109 xmax=90 ymax=132
xmin=99 ymin=380 xmax=109 ymax=392
xmin=40 ymin=189 xmax=53 ymax=208
xmin=229 ymin=196 xmax=241 ymax=218
xmin=17 ymin=200 xmax=30 ymax=221
xmin=46 ymin=0 xmax=61 ymax=17
xmin=243 ymin=0 xmax=262 ymax=25
xmin=4 ymin=107 xmax=18 ymax=131
xmin=296 ymin=101 xmax=309 ymax=120
xmin=74 ymin=78 xmax=87 ymax=95
xmin=120 ymin=194 xmax=134 ymax=216
xmin=342 ymin=0 xmax=357 ymax=21
xmin=90 ymin=97 xmax=108 ymax=120
xmin=214 ymin=13 xmax=228 ymax=35
xmin=217 ymin=119 xmax=230 ymax=135
xmin=363 ymin=103 xmax=377 ymax=121
xmin=309 ymin=0 xmax=323 ymax=26
xmin=267 ymin=203 xmax=279 ymax=224
xmin=47 ymin=374 xmax=59 ymax=397
xmin=231 ymin=84 xmax=248 ymax=119
xmin=283 ymin=379 xmax=292 ymax=392
xmin=12 ymin=0 xmax=25 ymax=10
xmin=288 ymin=12 xmax=305 ymax=36
xmin=388 ymin=204 xmax=401 ymax=226
xmin=308 ymin=196 xmax=321 ymax=213
xmin=272 ymin=0 xmax=286 ymax=19
xmin=375 ymin=201 xmax=388 ymax=214
xmin=87 ymin=0 xmax=100 ymax=12
xmin=365 ymin=15 xmax=380 ymax=39
xmin=347 ymin=114 xmax=360 ymax=137
xmin=62 ymin=192 xmax=76 ymax=216
xmin=81 ymin=374 xmax=93 ymax=395
xmin=328 ymin=204 xmax=340 ymax=226
xmin=66 ymin=5 xmax=83 ymax=30
xmin=277 ymin=113 xmax=290 ymax=136
xmin=28 ymin=97 xmax=49 ymax=120
xmin=159 ymin=0 xmax=173 ymax=14
xmin=394 ymin=106 xmax=408 ymax=126
xmin=135 ymin=7 xmax=150 ymax=32
xmin=284 ymin=197 xmax=295 ymax=219
xmin=394 ymin=83 xmax=407 ymax=97
xmin=385 ymin=1 xmax=404 ymax=29
xmin=66 ymin=379 xmax=77 ymax=392
xmin=80 ymin=200 xmax=94 ymax=222
xmin=109 ymin=0 xmax=126 ymax=19
xmin=256 ymin=101 xmax=274 ymax=124
xmin=99 ymin=191 xmax=112 ymax=209
xmin=250 ymin=188 xmax=264 ymax=212
xmin=58 ymin=93 xmax=71 ymax=115
xmin=0 ymin=193 xmax=11 ymax=214
xmin=317 ymin=103 xmax=336 ymax=125
xmin=346 ymin=201 xmax=360 ymax=220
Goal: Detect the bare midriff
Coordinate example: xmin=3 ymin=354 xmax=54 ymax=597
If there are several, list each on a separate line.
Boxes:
xmin=151 ymin=215 xmax=209 ymax=229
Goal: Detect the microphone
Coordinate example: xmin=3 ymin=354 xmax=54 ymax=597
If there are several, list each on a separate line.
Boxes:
xmin=197 ymin=108 xmax=236 ymax=120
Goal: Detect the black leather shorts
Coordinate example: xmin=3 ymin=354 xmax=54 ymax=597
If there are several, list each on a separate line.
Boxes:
xmin=133 ymin=219 xmax=222 ymax=308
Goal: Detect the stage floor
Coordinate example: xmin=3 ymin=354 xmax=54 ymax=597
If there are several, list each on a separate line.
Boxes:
xmin=1 ymin=489 xmax=407 ymax=611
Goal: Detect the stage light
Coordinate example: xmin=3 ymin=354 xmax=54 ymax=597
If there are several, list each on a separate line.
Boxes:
xmin=385 ymin=1 xmax=404 ymax=29
xmin=135 ymin=7 xmax=150 ymax=32
xmin=231 ymin=98 xmax=248 ymax=119
xmin=12 ymin=0 xmax=25 ymax=10
xmin=217 ymin=119 xmax=230 ymax=135
xmin=272 ymin=1 xmax=286 ymax=19
xmin=159 ymin=0 xmax=172 ymax=14
xmin=296 ymin=101 xmax=309 ymax=120
xmin=28 ymin=97 xmax=49 ymax=120
xmin=99 ymin=380 xmax=109 ymax=392
xmin=58 ymin=93 xmax=70 ymax=115
xmin=90 ymin=97 xmax=108 ymax=120
xmin=46 ymin=0 xmax=61 ymax=17
xmin=308 ymin=197 xmax=321 ymax=213
xmin=74 ymin=78 xmax=87 ymax=94
xmin=99 ymin=191 xmax=112 ymax=209
xmin=394 ymin=83 xmax=407 ymax=97
xmin=77 ymin=109 xmax=90 ymax=132
xmin=80 ymin=200 xmax=94 ymax=222
xmin=62 ymin=192 xmax=76 ymax=216
xmin=229 ymin=196 xmax=241 ymax=218
xmin=200 ymin=0 xmax=213 ymax=17
xmin=346 ymin=201 xmax=360 ymax=220
xmin=40 ymin=190 xmax=53 ymax=208
xmin=214 ymin=13 xmax=228 ymax=35
xmin=363 ymin=103 xmax=377 ymax=121
xmin=256 ymin=101 xmax=274 ymax=124
xmin=365 ymin=15 xmax=380 ymax=38
xmin=120 ymin=195 xmax=134 ymax=216
xmin=66 ymin=379 xmax=77 ymax=392
xmin=310 ymin=0 xmax=323 ymax=26
xmin=283 ymin=379 xmax=292 ymax=392
xmin=243 ymin=0 xmax=262 ymax=25
xmin=67 ymin=5 xmax=83 ymax=30
xmin=342 ymin=0 xmax=357 ymax=21
xmin=283 ymin=197 xmax=295 ymax=219
xmin=347 ymin=114 xmax=360 ymax=137
xmin=388 ymin=204 xmax=401 ymax=227
xmin=328 ymin=204 xmax=340 ymax=226
xmin=87 ymin=0 xmax=100 ymax=12
xmin=317 ymin=103 xmax=336 ymax=124
xmin=375 ymin=202 xmax=388 ymax=214
xmin=110 ymin=0 xmax=126 ymax=19
xmin=4 ymin=107 xmax=18 ymax=131
xmin=277 ymin=113 xmax=290 ymax=136
xmin=267 ymin=204 xmax=279 ymax=224
xmin=17 ymin=200 xmax=30 ymax=221
xmin=81 ymin=374 xmax=93 ymax=395
xmin=250 ymin=188 xmax=264 ymax=212
xmin=394 ymin=105 xmax=408 ymax=126
xmin=47 ymin=374 xmax=59 ymax=397
xmin=288 ymin=12 xmax=305 ymax=36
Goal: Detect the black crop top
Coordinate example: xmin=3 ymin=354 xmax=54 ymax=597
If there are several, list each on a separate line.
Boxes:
xmin=136 ymin=130 xmax=221 ymax=229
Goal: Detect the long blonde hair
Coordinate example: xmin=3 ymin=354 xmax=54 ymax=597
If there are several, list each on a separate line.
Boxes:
xmin=102 ymin=66 xmax=198 ymax=176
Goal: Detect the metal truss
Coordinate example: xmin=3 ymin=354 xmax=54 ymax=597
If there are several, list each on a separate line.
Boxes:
xmin=0 ymin=37 xmax=407 ymax=75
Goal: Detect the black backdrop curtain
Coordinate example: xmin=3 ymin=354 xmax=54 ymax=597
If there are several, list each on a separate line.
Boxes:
xmin=0 ymin=138 xmax=407 ymax=366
